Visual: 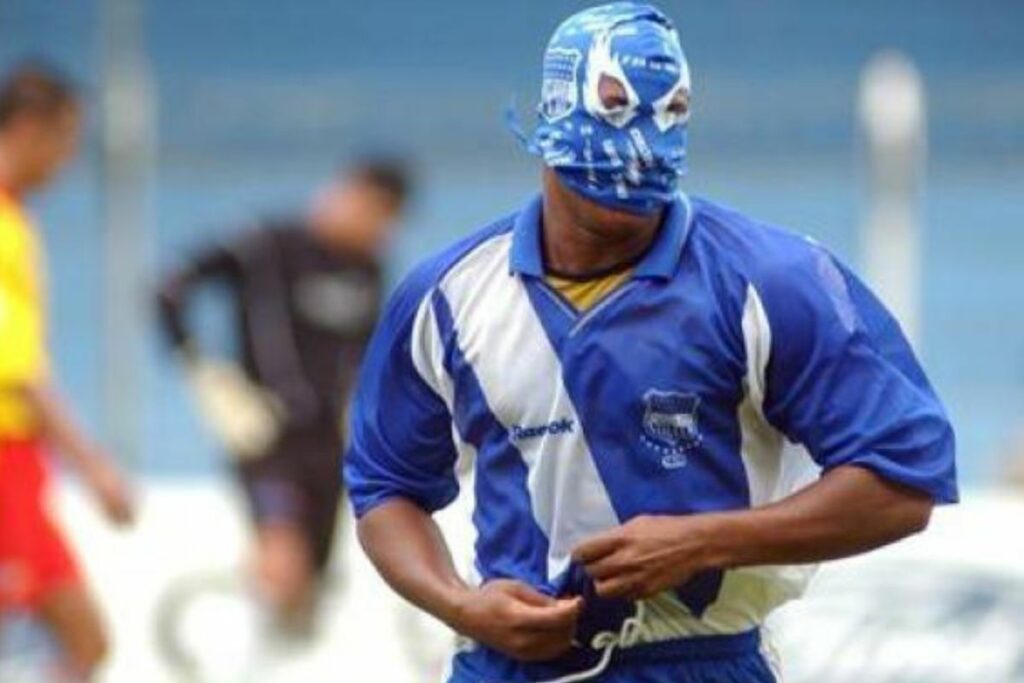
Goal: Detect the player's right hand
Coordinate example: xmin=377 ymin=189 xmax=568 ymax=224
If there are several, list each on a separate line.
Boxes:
xmin=450 ymin=579 xmax=582 ymax=663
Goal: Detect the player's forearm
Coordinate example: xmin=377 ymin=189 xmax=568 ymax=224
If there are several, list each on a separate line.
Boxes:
xmin=703 ymin=465 xmax=933 ymax=569
xmin=22 ymin=382 xmax=110 ymax=473
xmin=156 ymin=248 xmax=234 ymax=357
xmin=155 ymin=278 xmax=197 ymax=355
xmin=356 ymin=497 xmax=473 ymax=629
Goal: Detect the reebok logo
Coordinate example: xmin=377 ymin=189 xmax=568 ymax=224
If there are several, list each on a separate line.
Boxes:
xmin=508 ymin=417 xmax=575 ymax=443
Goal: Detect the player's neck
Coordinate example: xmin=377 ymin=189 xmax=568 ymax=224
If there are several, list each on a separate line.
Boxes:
xmin=308 ymin=219 xmax=378 ymax=262
xmin=0 ymin=145 xmax=25 ymax=201
xmin=541 ymin=175 xmax=661 ymax=278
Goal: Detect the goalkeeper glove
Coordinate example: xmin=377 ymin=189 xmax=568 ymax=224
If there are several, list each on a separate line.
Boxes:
xmin=185 ymin=359 xmax=283 ymax=460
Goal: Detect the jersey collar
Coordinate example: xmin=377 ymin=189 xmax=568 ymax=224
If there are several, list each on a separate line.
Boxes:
xmin=509 ymin=193 xmax=693 ymax=281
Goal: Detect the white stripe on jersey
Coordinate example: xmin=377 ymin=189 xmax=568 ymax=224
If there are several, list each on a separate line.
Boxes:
xmin=699 ymin=285 xmax=821 ymax=633
xmin=438 ymin=233 xmax=621 ymax=581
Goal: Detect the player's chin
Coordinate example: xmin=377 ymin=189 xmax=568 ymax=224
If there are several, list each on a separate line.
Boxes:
xmin=582 ymin=200 xmax=665 ymax=238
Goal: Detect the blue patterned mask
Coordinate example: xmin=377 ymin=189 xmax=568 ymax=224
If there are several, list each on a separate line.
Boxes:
xmin=521 ymin=2 xmax=690 ymax=216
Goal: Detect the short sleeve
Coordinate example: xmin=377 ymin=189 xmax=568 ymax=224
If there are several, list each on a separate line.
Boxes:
xmin=757 ymin=244 xmax=957 ymax=503
xmin=344 ymin=266 xmax=460 ymax=517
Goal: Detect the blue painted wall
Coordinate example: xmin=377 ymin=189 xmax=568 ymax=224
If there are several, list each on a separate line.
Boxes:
xmin=1 ymin=1 xmax=1022 ymax=479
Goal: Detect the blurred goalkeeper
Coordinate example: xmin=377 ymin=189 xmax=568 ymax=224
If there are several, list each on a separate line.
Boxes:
xmin=156 ymin=158 xmax=410 ymax=630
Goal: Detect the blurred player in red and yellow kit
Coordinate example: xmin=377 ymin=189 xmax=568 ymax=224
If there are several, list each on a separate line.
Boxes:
xmin=0 ymin=63 xmax=135 ymax=679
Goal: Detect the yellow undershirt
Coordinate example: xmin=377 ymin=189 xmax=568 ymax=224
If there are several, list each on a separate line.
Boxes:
xmin=545 ymin=268 xmax=633 ymax=313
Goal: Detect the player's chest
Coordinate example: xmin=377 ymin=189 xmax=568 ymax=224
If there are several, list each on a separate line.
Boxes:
xmin=287 ymin=266 xmax=380 ymax=339
xmin=451 ymin=276 xmax=745 ymax=458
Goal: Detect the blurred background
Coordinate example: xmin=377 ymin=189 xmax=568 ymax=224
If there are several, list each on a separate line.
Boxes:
xmin=1 ymin=1 xmax=1023 ymax=681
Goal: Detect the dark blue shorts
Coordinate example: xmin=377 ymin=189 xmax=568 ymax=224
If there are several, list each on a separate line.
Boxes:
xmin=446 ymin=629 xmax=778 ymax=683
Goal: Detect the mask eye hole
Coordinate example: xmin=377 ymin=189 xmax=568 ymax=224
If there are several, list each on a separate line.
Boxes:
xmin=667 ymin=88 xmax=690 ymax=118
xmin=652 ymin=85 xmax=691 ymax=132
xmin=598 ymin=74 xmax=630 ymax=111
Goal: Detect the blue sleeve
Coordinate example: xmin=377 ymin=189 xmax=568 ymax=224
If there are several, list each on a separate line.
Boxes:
xmin=757 ymin=243 xmax=958 ymax=503
xmin=344 ymin=267 xmax=460 ymax=517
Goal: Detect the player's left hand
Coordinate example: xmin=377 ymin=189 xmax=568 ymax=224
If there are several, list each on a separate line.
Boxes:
xmin=85 ymin=459 xmax=136 ymax=527
xmin=571 ymin=514 xmax=717 ymax=600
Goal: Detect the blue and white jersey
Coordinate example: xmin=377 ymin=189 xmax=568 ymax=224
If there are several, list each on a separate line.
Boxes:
xmin=345 ymin=194 xmax=957 ymax=650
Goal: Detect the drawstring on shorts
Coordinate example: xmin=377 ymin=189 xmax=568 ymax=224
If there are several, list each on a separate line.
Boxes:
xmin=492 ymin=601 xmax=648 ymax=683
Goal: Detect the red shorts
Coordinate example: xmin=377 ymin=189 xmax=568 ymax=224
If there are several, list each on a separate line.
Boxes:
xmin=0 ymin=438 xmax=82 ymax=611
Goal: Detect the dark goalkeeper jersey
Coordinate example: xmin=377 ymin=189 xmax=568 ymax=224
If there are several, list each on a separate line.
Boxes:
xmin=157 ymin=218 xmax=384 ymax=432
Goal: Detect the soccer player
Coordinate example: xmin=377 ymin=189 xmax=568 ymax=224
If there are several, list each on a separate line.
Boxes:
xmin=0 ymin=64 xmax=135 ymax=678
xmin=156 ymin=158 xmax=410 ymax=632
xmin=346 ymin=4 xmax=957 ymax=682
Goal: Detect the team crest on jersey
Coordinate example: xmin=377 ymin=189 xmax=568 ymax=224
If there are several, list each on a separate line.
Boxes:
xmin=540 ymin=48 xmax=581 ymax=122
xmin=641 ymin=390 xmax=702 ymax=469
